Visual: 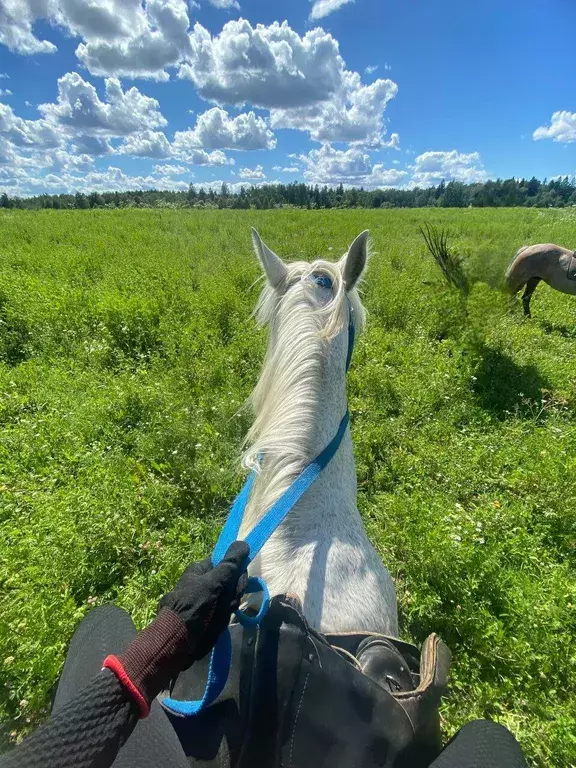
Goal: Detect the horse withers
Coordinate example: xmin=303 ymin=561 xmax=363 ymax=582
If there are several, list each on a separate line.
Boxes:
xmin=506 ymin=243 xmax=576 ymax=316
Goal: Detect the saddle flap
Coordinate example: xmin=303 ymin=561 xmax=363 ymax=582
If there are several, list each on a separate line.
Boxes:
xmin=393 ymin=634 xmax=451 ymax=761
xmin=395 ymin=633 xmax=451 ymax=702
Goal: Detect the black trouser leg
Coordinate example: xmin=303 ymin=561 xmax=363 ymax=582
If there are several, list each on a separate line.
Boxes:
xmin=430 ymin=720 xmax=527 ymax=768
xmin=54 ymin=605 xmax=188 ymax=768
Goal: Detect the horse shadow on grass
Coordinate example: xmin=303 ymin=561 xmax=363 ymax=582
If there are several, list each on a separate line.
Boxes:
xmin=538 ymin=319 xmax=576 ymax=339
xmin=471 ymin=344 xmax=550 ymax=420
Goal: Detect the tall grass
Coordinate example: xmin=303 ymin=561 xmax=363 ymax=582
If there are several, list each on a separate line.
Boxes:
xmin=0 ymin=208 xmax=575 ymax=765
xmin=420 ymin=222 xmax=469 ymax=294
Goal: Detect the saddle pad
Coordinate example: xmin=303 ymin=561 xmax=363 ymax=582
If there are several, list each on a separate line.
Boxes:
xmin=567 ymin=252 xmax=576 ymax=281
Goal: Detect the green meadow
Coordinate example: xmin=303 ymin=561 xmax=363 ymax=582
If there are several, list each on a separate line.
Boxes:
xmin=0 ymin=208 xmax=575 ymax=765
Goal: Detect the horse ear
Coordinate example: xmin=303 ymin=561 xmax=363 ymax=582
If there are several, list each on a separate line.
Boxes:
xmin=251 ymin=228 xmax=288 ymax=289
xmin=341 ymin=230 xmax=369 ymax=290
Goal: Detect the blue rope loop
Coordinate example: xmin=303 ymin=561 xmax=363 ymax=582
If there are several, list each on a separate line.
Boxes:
xmin=234 ymin=576 xmax=270 ymax=627
xmin=161 ymin=293 xmax=356 ymax=718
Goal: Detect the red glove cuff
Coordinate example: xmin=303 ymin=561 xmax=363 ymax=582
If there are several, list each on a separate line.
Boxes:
xmin=102 ymin=655 xmax=150 ymax=718
xmin=102 ymin=608 xmax=189 ymax=719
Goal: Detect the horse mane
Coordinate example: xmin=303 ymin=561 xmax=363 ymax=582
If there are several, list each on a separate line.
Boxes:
xmin=240 ymin=255 xmax=365 ymax=529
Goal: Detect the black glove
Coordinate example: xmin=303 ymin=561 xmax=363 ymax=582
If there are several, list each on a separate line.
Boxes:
xmin=159 ymin=540 xmax=250 ymax=661
xmin=105 ymin=542 xmax=250 ymax=716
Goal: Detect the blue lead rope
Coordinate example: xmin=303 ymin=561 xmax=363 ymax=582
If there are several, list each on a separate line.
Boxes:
xmin=215 ymin=409 xmax=350 ymax=568
xmin=162 ymin=282 xmax=355 ymax=717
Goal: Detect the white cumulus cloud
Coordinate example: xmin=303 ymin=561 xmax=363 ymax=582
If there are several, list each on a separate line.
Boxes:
xmin=0 ymin=137 xmax=29 ymax=167
xmin=0 ymin=0 xmax=57 ymax=55
xmin=62 ymin=167 xmax=191 ymax=193
xmin=272 ymin=164 xmax=301 ymax=174
xmin=0 ymin=12 xmax=395 ymax=149
xmin=533 ymin=111 xmax=576 ymax=143
xmin=6 ymin=166 xmax=191 ymax=195
xmin=0 ymin=88 xmax=237 ymax=195
xmin=297 ymin=144 xmax=408 ymax=188
xmin=208 ymin=0 xmax=239 ymax=8
xmin=178 ymin=147 xmax=233 ymax=165
xmin=153 ymin=163 xmax=188 ymax=174
xmin=238 ymin=164 xmax=265 ymax=179
xmin=51 ymin=0 xmax=151 ymax=42
xmin=0 ymin=1 xmax=203 ymax=81
xmin=0 ymin=0 xmax=194 ymax=80
xmin=271 ymin=73 xmax=398 ymax=146
xmin=410 ymin=150 xmax=487 ymax=187
xmin=176 ymin=107 xmax=276 ymax=150
xmin=0 ymin=102 xmax=61 ymax=148
xmin=71 ymin=134 xmax=113 ymax=156
xmin=47 ymin=149 xmax=95 ymax=174
xmin=39 ymin=72 xmax=167 ymax=136
xmin=181 ymin=20 xmax=346 ymax=109
xmin=75 ymin=0 xmax=193 ymax=81
xmin=309 ymin=0 xmax=354 ymax=21
xmin=118 ymin=130 xmax=171 ymax=158
xmin=383 ymin=132 xmax=400 ymax=149
xmin=0 ymin=89 xmax=12 ymax=97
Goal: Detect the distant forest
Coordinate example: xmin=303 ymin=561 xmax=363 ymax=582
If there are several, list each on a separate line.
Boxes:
xmin=2 ymin=176 xmax=576 ymax=210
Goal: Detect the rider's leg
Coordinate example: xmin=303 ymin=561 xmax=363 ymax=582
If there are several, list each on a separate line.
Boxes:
xmin=429 ymin=720 xmax=527 ymax=767
xmin=54 ymin=604 xmax=188 ymax=768
xmin=53 ymin=605 xmax=137 ymax=711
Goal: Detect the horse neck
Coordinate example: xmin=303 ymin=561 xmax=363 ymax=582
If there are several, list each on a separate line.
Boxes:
xmin=240 ymin=313 xmax=354 ymax=534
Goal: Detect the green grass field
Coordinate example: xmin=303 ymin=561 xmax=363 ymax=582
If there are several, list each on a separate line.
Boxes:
xmin=0 ymin=208 xmax=575 ymax=765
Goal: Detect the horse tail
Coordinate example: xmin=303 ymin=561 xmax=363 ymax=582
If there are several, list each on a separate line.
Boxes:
xmin=505 ymin=246 xmax=529 ymax=293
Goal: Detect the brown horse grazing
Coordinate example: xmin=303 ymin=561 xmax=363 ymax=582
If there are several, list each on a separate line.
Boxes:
xmin=506 ymin=243 xmax=576 ymax=317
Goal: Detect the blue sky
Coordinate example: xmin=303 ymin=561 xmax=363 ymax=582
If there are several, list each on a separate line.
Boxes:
xmin=0 ymin=0 xmax=574 ymax=195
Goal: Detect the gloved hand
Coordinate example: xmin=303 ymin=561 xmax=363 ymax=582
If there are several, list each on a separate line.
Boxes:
xmin=103 ymin=541 xmax=250 ymax=717
xmin=159 ymin=540 xmax=250 ymax=661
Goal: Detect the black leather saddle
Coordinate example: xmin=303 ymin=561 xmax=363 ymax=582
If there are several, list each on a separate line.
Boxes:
xmin=162 ymin=595 xmax=451 ymax=768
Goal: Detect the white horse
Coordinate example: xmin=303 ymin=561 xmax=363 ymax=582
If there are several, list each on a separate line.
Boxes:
xmin=239 ymin=228 xmax=398 ymax=637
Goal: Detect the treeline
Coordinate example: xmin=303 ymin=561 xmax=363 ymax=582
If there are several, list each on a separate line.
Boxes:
xmin=1 ymin=176 xmax=576 ymax=211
